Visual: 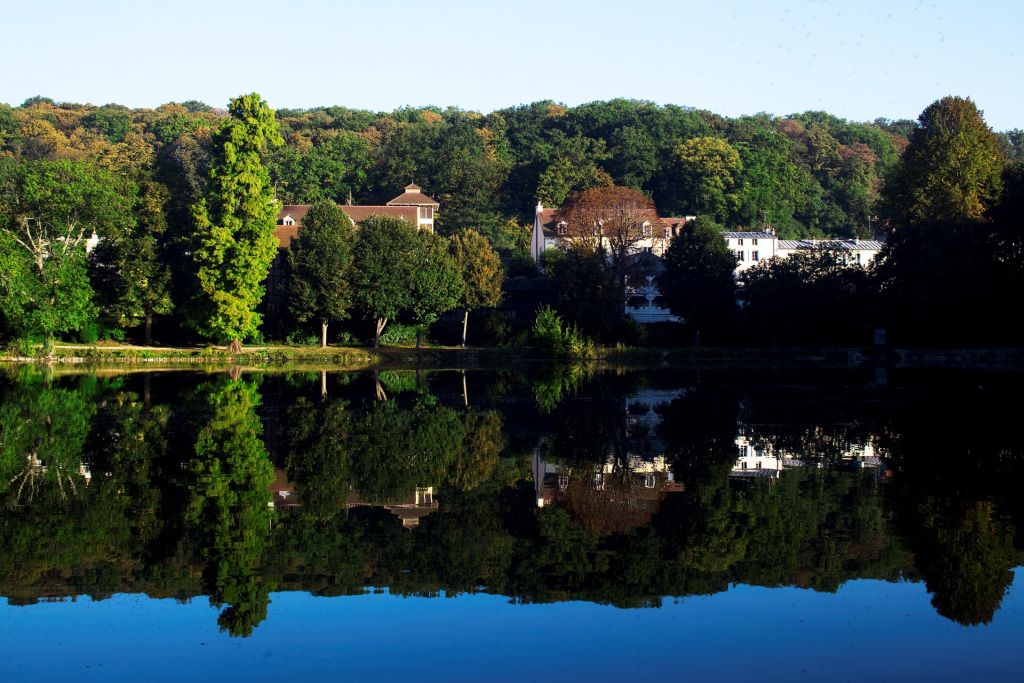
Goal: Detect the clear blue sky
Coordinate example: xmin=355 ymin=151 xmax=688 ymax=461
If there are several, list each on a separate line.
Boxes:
xmin=3 ymin=0 xmax=1020 ymax=130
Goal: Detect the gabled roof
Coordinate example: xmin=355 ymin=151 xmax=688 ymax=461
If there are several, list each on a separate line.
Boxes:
xmin=278 ymin=204 xmax=311 ymax=225
xmin=386 ymin=183 xmax=439 ymax=207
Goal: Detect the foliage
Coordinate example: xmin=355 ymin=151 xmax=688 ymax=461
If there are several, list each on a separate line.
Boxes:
xmin=287 ymin=200 xmax=355 ymax=344
xmin=659 ymin=216 xmax=737 ymax=335
xmin=185 ymin=378 xmax=275 ymax=636
xmin=187 ymin=93 xmax=283 ymax=345
xmin=531 ymin=305 xmax=595 ymax=358
xmin=675 ymin=136 xmax=742 ymax=221
xmin=448 ymin=228 xmax=503 ymax=344
xmin=542 ymin=247 xmax=620 ymax=341
xmin=740 ymin=249 xmax=875 ymax=345
xmin=350 ymin=216 xmax=420 ymax=344
xmin=885 ymin=96 xmax=1004 ymax=228
xmin=406 ymin=231 xmax=463 ymax=341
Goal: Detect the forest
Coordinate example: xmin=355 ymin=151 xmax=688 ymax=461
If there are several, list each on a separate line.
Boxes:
xmin=0 ymin=94 xmax=1021 ymax=348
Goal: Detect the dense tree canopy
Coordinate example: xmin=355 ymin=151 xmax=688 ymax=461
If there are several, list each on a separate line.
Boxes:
xmin=287 ymin=200 xmax=355 ymax=347
xmin=188 ymin=93 xmax=283 ymax=348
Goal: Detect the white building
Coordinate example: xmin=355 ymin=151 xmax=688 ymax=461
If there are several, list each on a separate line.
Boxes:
xmin=529 ymin=201 xmax=693 ymax=263
xmin=776 ymin=238 xmax=883 ymax=267
xmin=722 ymin=231 xmax=778 ymax=273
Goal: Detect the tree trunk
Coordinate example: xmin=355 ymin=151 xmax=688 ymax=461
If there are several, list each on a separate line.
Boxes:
xmin=228 ymin=339 xmax=242 ymax=354
xmin=462 ymin=370 xmax=468 ymax=407
xmin=461 ymin=309 xmax=469 ymax=348
xmin=145 ymin=312 xmax=153 ymax=346
xmin=374 ymin=318 xmax=387 ymax=348
xmin=321 ymin=320 xmax=328 ymax=348
xmin=321 ymin=370 xmax=327 ymax=401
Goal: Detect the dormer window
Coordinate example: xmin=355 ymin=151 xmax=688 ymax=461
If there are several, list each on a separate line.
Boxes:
xmin=283 ymin=216 xmax=295 ymax=226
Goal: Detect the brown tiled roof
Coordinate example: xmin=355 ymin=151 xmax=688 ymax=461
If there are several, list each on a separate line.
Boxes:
xmin=386 ymin=183 xmax=439 ymax=207
xmin=275 ymin=225 xmax=300 ymax=248
xmin=279 ymin=205 xmax=311 ymax=225
xmin=659 ymin=217 xmax=690 ymax=229
xmin=273 ymin=204 xmax=418 ymax=248
xmin=342 ymin=205 xmax=419 ymax=225
xmin=537 ymin=208 xmax=559 ymax=228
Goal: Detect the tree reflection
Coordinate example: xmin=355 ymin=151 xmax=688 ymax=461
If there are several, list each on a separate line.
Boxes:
xmin=184 ymin=378 xmax=275 ymax=637
xmin=0 ymin=368 xmax=1020 ymax=634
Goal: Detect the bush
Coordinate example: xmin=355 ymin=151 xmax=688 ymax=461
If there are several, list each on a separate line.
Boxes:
xmin=531 ymin=306 xmax=595 ymax=359
xmin=79 ymin=322 xmax=100 ymax=344
xmin=285 ymin=330 xmax=320 ymax=346
xmin=379 ymin=323 xmax=418 ymax=345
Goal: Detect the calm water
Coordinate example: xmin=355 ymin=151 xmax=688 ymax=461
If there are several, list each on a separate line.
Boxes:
xmin=1 ymin=366 xmax=1022 ymax=682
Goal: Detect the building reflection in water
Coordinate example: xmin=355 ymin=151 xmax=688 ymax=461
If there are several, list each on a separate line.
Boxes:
xmin=269 ymin=469 xmax=438 ymax=529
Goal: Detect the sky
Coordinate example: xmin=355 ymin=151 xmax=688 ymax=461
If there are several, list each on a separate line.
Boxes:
xmin=2 ymin=0 xmax=1021 ymax=130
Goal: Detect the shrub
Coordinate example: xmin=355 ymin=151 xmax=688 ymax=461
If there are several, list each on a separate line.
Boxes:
xmin=531 ymin=306 xmax=595 ymax=359
xmin=379 ymin=323 xmax=418 ymax=345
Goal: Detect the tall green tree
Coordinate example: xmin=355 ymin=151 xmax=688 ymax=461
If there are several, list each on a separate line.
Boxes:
xmin=659 ymin=216 xmax=737 ymax=340
xmin=188 ymin=93 xmax=283 ymax=351
xmin=448 ymin=229 xmax=503 ymax=346
xmin=879 ymin=96 xmax=1007 ymax=343
xmin=89 ymin=179 xmax=173 ymax=343
xmin=885 ymin=96 xmax=1004 ymax=228
xmin=407 ymin=231 xmax=463 ymax=348
xmin=350 ymin=215 xmax=419 ymax=346
xmin=287 ymin=200 xmax=355 ymax=347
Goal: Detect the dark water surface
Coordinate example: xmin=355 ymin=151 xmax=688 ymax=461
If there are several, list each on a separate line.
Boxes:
xmin=1 ymin=366 xmax=1022 ymax=681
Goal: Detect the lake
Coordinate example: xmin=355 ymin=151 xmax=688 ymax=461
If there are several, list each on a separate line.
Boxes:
xmin=1 ymin=365 xmax=1022 ymax=682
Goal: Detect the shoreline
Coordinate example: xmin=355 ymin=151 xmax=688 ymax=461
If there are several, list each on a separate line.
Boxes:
xmin=1 ymin=344 xmax=1022 ymax=373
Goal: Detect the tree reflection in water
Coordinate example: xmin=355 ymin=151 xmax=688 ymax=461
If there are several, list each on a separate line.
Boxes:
xmin=0 ymin=367 xmax=1021 ymax=634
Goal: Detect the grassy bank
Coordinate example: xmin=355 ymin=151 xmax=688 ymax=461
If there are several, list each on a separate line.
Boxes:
xmin=2 ymin=342 xmax=1021 ymax=373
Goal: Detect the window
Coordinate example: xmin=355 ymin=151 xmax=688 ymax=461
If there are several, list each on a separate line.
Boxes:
xmin=556 ymin=222 xmax=567 ymax=236
xmin=283 ymin=217 xmax=294 ymax=226
xmin=642 ymin=222 xmax=653 ymax=237
xmin=736 ymin=250 xmax=745 ymax=261
xmin=752 ymin=250 xmax=759 ymax=261
xmin=419 ymin=206 xmax=433 ymax=220
xmin=664 ymin=227 xmax=672 ymax=239
xmin=752 ymin=238 xmax=758 ymax=246
xmin=737 ymin=238 xmax=744 ymax=246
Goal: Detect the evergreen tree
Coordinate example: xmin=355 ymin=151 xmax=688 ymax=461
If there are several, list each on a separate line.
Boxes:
xmin=287 ymin=200 xmax=355 ymax=347
xmin=188 ymin=93 xmax=283 ymax=351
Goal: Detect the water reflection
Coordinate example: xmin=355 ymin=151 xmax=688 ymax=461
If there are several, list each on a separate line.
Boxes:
xmin=0 ymin=366 xmax=1022 ymax=637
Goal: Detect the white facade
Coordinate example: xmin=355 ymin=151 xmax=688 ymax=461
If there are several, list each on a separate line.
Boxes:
xmin=776 ymin=238 xmax=883 ymax=267
xmin=722 ymin=231 xmax=777 ymax=273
